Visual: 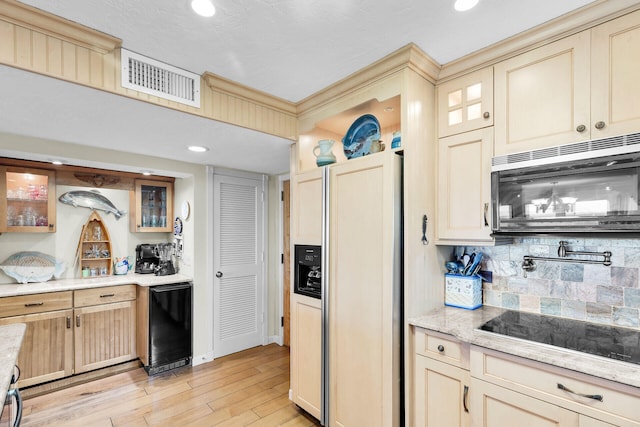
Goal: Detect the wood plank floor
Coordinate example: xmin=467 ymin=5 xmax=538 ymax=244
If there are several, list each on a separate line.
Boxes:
xmin=22 ymin=344 xmax=322 ymax=427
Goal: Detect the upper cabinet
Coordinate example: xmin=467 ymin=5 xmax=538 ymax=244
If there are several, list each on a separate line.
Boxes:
xmin=437 ymin=67 xmax=493 ymax=138
xmin=0 ymin=166 xmax=56 ymax=233
xmin=130 ymin=179 xmax=174 ymax=233
xmin=494 ymin=9 xmax=640 ymax=156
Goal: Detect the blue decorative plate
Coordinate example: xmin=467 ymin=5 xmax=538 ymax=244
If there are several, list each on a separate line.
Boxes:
xmin=342 ymin=114 xmax=381 ymax=159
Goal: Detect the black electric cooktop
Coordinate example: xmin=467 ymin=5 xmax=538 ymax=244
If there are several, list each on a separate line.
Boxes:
xmin=479 ymin=310 xmax=640 ymax=366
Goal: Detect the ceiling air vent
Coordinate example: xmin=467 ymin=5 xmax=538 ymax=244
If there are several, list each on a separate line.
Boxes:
xmin=121 ymin=49 xmax=200 ymax=108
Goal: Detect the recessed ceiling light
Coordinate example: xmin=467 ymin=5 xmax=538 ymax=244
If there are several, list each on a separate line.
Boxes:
xmin=141 ymin=170 xmax=153 ymax=176
xmin=188 ymin=145 xmax=209 ymax=153
xmin=453 ymin=0 xmax=479 ymax=12
xmin=50 ymin=160 xmax=63 ymax=165
xmin=191 ymin=0 xmax=216 ymax=17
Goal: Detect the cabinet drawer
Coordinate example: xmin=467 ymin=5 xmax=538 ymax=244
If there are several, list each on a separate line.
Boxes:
xmin=471 ymin=346 xmax=640 ymax=426
xmin=74 ymin=285 xmax=136 ymax=307
xmin=415 ymin=327 xmax=468 ymax=369
xmin=0 ymin=291 xmax=72 ymax=317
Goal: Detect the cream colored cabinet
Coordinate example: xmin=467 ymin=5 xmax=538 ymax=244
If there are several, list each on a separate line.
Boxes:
xmin=495 ymin=10 xmax=640 ymax=156
xmin=130 ymin=179 xmax=174 ymax=233
xmin=0 ymin=166 xmax=56 ymax=233
xmin=73 ymin=285 xmax=137 ymax=374
xmin=414 ymin=328 xmax=470 ymax=427
xmin=437 ymin=67 xmax=493 ymax=138
xmin=494 ymin=31 xmax=590 ymax=155
xmin=291 ymin=168 xmax=323 ymax=245
xmin=436 ymin=127 xmax=493 ymax=244
xmin=289 ymin=294 xmax=322 ymax=419
xmin=0 ymin=292 xmax=73 ymax=387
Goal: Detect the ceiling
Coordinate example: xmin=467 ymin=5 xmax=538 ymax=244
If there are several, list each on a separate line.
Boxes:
xmin=1 ymin=0 xmax=597 ymax=176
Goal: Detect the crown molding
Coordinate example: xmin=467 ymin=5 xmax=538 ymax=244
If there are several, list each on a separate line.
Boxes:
xmin=0 ymin=0 xmax=121 ymax=54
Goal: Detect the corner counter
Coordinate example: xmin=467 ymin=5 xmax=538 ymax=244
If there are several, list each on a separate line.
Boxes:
xmin=0 ymin=323 xmax=25 ymax=406
xmin=409 ymin=306 xmax=640 ymax=389
xmin=0 ymin=273 xmax=193 ymax=297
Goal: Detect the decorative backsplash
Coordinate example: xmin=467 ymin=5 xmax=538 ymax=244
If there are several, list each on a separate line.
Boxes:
xmin=464 ymin=237 xmax=640 ymax=328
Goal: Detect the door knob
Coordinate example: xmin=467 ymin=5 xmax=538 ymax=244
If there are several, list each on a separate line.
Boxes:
xmin=216 ymin=271 xmax=223 ymax=278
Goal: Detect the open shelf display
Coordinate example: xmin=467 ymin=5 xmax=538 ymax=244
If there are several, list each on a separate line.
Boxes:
xmin=296 ymin=95 xmax=401 ymax=173
xmin=78 ymin=211 xmax=113 ymax=277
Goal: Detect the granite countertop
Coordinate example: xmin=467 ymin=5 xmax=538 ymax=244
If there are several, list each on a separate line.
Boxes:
xmin=409 ymin=306 xmax=640 ymax=390
xmin=0 ymin=323 xmax=26 ymax=406
xmin=0 ymin=273 xmax=193 ymax=297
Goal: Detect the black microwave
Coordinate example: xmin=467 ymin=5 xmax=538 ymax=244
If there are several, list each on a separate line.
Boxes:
xmin=491 ymin=148 xmax=640 ymax=235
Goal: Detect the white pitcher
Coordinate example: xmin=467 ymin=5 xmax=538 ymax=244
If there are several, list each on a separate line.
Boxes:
xmin=313 ymin=139 xmax=337 ymax=166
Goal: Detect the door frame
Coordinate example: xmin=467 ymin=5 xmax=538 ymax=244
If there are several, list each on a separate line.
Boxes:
xmin=210 ymin=167 xmax=269 ymax=355
xmin=277 ymin=174 xmax=290 ymax=346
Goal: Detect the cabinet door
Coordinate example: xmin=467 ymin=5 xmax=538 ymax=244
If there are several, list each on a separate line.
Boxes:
xmin=579 ymin=416 xmax=616 ymax=427
xmin=591 ymin=10 xmax=640 ymax=138
xmin=437 ymin=127 xmax=493 ymax=243
xmin=328 ymin=153 xmax=401 ymax=427
xmin=0 ymin=309 xmax=73 ymax=388
xmin=291 ymin=168 xmax=323 ymax=245
xmin=494 ymin=31 xmax=590 ymax=155
xmin=470 ymin=378 xmax=579 ymax=427
xmin=74 ymin=300 xmax=137 ymax=374
xmin=289 ymin=294 xmax=322 ymax=420
xmin=130 ymin=179 xmax=173 ymax=232
xmin=0 ymin=166 xmax=56 ymax=232
xmin=437 ymin=67 xmax=493 ymax=138
xmin=414 ymin=356 xmax=470 ymax=427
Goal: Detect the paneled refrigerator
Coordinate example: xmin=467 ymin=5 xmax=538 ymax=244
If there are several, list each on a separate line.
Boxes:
xmin=292 ymin=152 xmax=403 ymax=426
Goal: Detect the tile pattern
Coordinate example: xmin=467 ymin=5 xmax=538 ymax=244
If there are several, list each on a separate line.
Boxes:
xmin=462 ymin=237 xmax=640 ymax=328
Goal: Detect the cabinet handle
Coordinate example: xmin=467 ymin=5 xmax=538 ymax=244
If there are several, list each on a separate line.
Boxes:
xmin=463 ymin=385 xmax=469 ymax=413
xmin=595 ymin=121 xmax=606 ymax=130
xmin=557 ymin=383 xmax=603 ymax=402
xmin=66 ymin=316 xmax=71 ymax=329
xmin=76 ymin=315 xmax=81 ymax=327
xmin=437 ymin=344 xmax=445 ymax=353
xmin=24 ymin=302 xmax=44 ymax=307
xmin=576 ymin=124 xmax=586 ymax=133
xmin=49 ymin=223 xmax=55 ymax=228
xmin=483 ymin=203 xmax=489 ymax=227
xmin=483 ymin=111 xmax=490 ymax=119
xmin=100 ymin=293 xmax=115 ymax=298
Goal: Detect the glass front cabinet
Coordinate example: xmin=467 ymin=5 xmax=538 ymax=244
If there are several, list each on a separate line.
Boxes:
xmin=0 ymin=166 xmax=56 ymax=233
xmin=130 ymin=179 xmax=174 ymax=232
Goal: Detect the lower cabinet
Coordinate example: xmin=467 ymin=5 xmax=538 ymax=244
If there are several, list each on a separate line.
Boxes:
xmin=0 ymin=285 xmax=137 ymax=388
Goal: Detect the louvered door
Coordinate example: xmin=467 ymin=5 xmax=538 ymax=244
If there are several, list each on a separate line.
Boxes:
xmin=213 ymin=174 xmax=265 ymax=357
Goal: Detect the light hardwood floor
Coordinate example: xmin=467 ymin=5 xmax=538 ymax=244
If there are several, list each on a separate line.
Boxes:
xmin=22 ymin=344 xmax=322 ymax=427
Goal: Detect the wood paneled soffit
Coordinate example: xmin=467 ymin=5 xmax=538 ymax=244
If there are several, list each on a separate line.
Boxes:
xmin=0 ymin=0 xmax=121 ymax=54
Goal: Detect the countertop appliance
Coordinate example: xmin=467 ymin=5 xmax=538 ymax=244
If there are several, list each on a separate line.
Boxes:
xmin=491 ymin=137 xmax=640 ymax=234
xmin=0 ymin=366 xmax=22 ymax=427
xmin=146 ymin=282 xmax=192 ymax=375
xmin=293 ymin=245 xmax=321 ymax=299
xmin=135 ymin=243 xmax=176 ymax=275
xmin=480 ymin=310 xmax=640 ymax=365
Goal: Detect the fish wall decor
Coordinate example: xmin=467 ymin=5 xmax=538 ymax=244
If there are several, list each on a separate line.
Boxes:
xmin=59 ymin=190 xmax=126 ymax=219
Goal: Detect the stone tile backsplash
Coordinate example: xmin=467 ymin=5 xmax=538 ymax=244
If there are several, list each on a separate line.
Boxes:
xmin=462 ymin=237 xmax=640 ymax=328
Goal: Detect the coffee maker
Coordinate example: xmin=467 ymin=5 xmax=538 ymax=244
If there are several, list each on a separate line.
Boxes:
xmin=135 ymin=243 xmax=176 ymax=275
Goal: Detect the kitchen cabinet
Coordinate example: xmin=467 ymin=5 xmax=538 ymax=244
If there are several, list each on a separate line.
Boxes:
xmin=73 ymin=285 xmax=137 ymax=374
xmin=291 ymin=168 xmax=322 ymax=245
xmin=436 ymin=127 xmax=493 ymax=244
xmin=0 ymin=166 xmax=56 ymax=232
xmin=414 ymin=328 xmax=470 ymax=427
xmin=130 ymin=179 xmax=174 ymax=233
xmin=0 ymin=286 xmax=136 ymax=387
xmin=0 ymin=292 xmax=73 ymax=387
xmin=437 ymin=67 xmax=493 ymax=138
xmin=495 ymin=10 xmax=640 ymax=156
xmin=289 ymin=294 xmax=322 ymax=419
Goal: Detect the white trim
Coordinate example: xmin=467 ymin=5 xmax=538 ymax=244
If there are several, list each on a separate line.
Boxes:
xmin=206 ymin=166 xmax=216 ymax=356
xmin=192 ymin=351 xmax=215 ymax=366
xmin=277 ymin=174 xmax=290 ymax=345
xmin=269 ymin=335 xmax=284 ymax=346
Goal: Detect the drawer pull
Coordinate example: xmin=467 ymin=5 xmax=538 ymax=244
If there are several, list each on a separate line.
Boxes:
xmin=437 ymin=344 xmax=445 ymax=353
xmin=24 ymin=302 xmax=44 ymax=307
xmin=463 ymin=385 xmax=469 ymax=413
xmin=76 ymin=315 xmax=81 ymax=327
xmin=557 ymin=383 xmax=603 ymax=402
xmin=66 ymin=316 xmax=71 ymax=329
xmin=100 ymin=293 xmax=115 ymax=298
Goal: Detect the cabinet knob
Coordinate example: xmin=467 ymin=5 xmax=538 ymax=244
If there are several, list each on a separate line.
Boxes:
xmin=576 ymin=124 xmax=586 ymax=133
xmin=216 ymin=271 xmax=223 ymax=278
xmin=595 ymin=121 xmax=606 ymax=130
xmin=483 ymin=111 xmax=490 ymax=119
xmin=437 ymin=344 xmax=445 ymax=352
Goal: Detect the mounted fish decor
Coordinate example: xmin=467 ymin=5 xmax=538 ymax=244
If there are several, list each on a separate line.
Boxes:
xmin=58 ymin=190 xmax=126 ymax=220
